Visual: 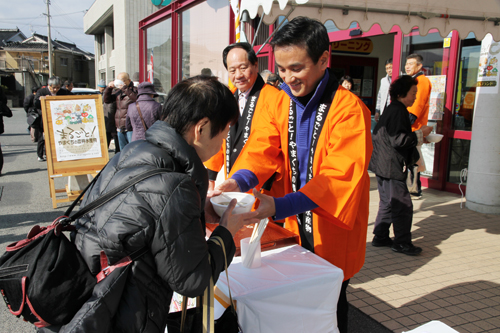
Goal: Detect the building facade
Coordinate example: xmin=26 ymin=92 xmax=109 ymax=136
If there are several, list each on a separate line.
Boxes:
xmin=83 ymin=0 xmax=162 ymax=86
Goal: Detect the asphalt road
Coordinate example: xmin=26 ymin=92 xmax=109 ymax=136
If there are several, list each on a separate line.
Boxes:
xmin=0 ymin=108 xmax=391 ymax=333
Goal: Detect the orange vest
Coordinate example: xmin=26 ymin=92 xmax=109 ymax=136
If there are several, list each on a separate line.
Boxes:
xmin=231 ymin=85 xmax=373 ymax=281
xmin=408 ymin=75 xmax=432 ymax=131
xmin=204 ymin=83 xmax=285 ymax=199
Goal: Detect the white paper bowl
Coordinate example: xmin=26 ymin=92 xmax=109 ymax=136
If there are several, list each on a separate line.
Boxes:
xmin=210 ymin=192 xmax=255 ymax=217
xmin=426 ymin=133 xmax=444 ymax=143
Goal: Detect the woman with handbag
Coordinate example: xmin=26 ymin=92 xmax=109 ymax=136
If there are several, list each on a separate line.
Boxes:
xmin=125 ymin=82 xmax=162 ymax=141
xmin=369 ymin=75 xmax=432 ymax=256
xmin=56 ymin=76 xmax=258 ymax=333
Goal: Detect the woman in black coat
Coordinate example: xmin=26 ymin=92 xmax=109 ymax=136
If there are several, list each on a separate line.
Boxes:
xmin=369 ymin=75 xmax=432 ymax=256
xmin=62 ymin=76 xmax=259 ymax=332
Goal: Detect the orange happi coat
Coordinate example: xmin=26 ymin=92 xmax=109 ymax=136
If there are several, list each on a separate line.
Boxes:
xmin=230 ymin=80 xmax=373 ymax=281
xmin=408 ymin=74 xmax=432 ymax=131
xmin=204 ymin=83 xmax=285 ymax=199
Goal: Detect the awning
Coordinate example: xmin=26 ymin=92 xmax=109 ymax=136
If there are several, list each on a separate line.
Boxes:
xmin=240 ymin=0 xmax=500 ymax=41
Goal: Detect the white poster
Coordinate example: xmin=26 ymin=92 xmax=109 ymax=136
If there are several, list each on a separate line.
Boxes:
xmin=477 ymin=33 xmax=500 ymax=94
xmin=427 ymin=75 xmax=446 ymax=120
xmin=50 ymin=99 xmax=102 ymax=162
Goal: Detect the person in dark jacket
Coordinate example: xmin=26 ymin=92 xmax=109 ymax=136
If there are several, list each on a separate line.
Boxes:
xmin=24 ymin=86 xmax=38 ymax=115
xmin=369 ymin=75 xmax=432 ymax=255
xmin=0 ymin=96 xmax=13 ymax=176
xmin=67 ymin=76 xmax=259 ymax=332
xmin=34 ymin=77 xmax=72 ymax=161
xmin=99 ymin=80 xmax=120 ymax=154
xmin=103 ymin=72 xmax=138 ymax=150
xmin=126 ymin=82 xmax=161 ymax=141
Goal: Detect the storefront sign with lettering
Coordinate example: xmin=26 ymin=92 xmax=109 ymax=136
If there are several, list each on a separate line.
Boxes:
xmin=331 ymin=38 xmax=373 ymax=55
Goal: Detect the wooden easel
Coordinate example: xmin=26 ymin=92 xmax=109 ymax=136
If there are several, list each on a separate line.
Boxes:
xmin=40 ymin=94 xmax=109 ymax=208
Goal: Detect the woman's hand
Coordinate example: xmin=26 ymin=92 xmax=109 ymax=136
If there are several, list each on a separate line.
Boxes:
xmin=205 ymin=189 xmax=222 ymax=224
xmin=219 ymin=199 xmax=259 ymax=237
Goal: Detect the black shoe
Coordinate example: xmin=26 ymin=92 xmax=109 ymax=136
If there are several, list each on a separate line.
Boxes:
xmin=371 ymin=236 xmax=393 ymax=247
xmin=391 ymin=243 xmax=422 ymax=256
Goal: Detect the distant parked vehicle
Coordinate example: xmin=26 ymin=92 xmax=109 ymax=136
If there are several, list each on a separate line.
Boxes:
xmin=71 ymin=88 xmax=100 ymax=95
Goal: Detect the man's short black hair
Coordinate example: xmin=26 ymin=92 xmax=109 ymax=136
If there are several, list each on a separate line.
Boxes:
xmin=161 ymin=76 xmax=239 ymax=139
xmin=385 ymin=58 xmax=393 ymax=66
xmin=389 ymin=75 xmax=418 ymax=101
xmin=222 ymin=42 xmax=258 ymax=69
xmin=270 ymin=16 xmax=330 ymax=64
xmin=406 ymin=54 xmax=423 ymax=64
xmin=63 ymin=80 xmax=72 ymax=88
xmin=267 ymin=73 xmax=281 ymax=85
xmin=32 ymin=86 xmax=39 ymax=94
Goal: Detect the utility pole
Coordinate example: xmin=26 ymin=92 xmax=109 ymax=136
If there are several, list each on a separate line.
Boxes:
xmin=45 ymin=0 xmax=53 ymax=78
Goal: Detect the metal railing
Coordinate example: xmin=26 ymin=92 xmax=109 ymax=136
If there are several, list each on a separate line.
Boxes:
xmin=0 ymin=57 xmax=49 ymax=74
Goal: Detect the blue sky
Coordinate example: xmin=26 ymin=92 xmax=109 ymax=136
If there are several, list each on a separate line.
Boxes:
xmin=0 ymin=0 xmax=95 ymax=53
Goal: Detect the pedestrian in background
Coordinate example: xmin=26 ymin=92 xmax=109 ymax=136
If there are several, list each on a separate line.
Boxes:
xmin=375 ymin=58 xmax=393 ymax=122
xmin=34 ymin=76 xmax=72 ymax=161
xmin=369 ymin=75 xmax=432 ymax=255
xmin=99 ymin=79 xmax=120 ymax=154
xmin=62 ymin=80 xmax=73 ymax=93
xmin=0 ymin=89 xmax=12 ymax=176
xmin=103 ymin=72 xmax=138 ymax=150
xmin=126 ymin=82 xmax=161 ymax=141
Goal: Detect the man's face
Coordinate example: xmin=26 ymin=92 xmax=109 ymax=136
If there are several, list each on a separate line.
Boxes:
xmin=405 ymin=59 xmax=422 ymax=76
xmin=275 ymin=45 xmax=328 ymax=97
xmin=67 ymin=83 xmax=73 ymax=92
xmin=117 ymin=74 xmax=131 ymax=86
xmin=227 ymin=48 xmax=258 ymax=93
xmin=385 ymin=64 xmax=393 ymax=77
xmin=48 ymin=85 xmax=61 ymax=96
xmin=98 ymin=86 xmax=105 ymax=93
xmin=194 ymin=121 xmax=231 ymax=162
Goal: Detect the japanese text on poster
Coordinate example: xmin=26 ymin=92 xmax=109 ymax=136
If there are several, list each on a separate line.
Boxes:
xmin=427 ymin=75 xmax=446 ymax=120
xmin=477 ymin=33 xmax=500 ymax=94
xmin=50 ymin=99 xmax=102 ymax=162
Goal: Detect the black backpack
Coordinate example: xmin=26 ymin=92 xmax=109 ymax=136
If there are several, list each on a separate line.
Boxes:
xmin=0 ymin=168 xmax=168 ymax=328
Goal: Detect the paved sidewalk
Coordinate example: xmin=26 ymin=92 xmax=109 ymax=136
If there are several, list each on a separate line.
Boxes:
xmin=349 ymin=173 xmax=500 ymax=333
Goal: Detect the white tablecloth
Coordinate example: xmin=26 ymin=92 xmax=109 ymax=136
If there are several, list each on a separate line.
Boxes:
xmin=215 ymin=245 xmax=344 ymax=333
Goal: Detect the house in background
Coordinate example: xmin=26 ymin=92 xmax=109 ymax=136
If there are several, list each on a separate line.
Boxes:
xmin=0 ymin=31 xmax=94 ymax=106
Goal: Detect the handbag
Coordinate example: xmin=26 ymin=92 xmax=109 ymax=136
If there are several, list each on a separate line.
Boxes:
xmin=0 ymin=167 xmax=169 ymax=328
xmin=166 ymin=236 xmax=242 ymax=333
xmin=55 ymin=249 xmax=149 ymax=333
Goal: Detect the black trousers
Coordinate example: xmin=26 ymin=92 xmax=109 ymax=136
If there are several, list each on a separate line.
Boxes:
xmin=373 ymin=176 xmax=413 ymax=245
xmin=106 ymin=131 xmax=120 ymax=154
xmin=34 ymin=127 xmax=44 ymax=159
xmin=337 ymin=279 xmax=350 ymax=333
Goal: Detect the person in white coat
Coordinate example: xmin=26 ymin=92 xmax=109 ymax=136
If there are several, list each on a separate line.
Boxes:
xmin=374 ymin=58 xmax=393 ymax=122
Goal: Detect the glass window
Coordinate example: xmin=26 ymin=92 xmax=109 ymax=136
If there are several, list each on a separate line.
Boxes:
xmin=453 ymin=33 xmax=481 ymax=131
xmin=447 ymin=138 xmax=470 ymax=184
xmin=180 ymin=0 xmax=230 ymax=83
xmin=147 ymin=18 xmax=172 ymax=100
xmin=60 ymin=58 xmax=68 ymax=66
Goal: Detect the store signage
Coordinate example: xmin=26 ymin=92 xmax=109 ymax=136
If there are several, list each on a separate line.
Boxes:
xmin=331 ymin=38 xmax=373 ymax=55
xmin=151 ymin=0 xmax=171 ymax=5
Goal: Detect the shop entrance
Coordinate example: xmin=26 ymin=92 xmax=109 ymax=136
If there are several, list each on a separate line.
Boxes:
xmin=330 ymin=55 xmax=378 ymax=114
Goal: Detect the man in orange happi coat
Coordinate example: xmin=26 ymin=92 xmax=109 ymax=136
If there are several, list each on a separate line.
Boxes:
xmin=216 ymin=17 xmax=372 ymax=333
xmin=204 ymin=42 xmax=283 ymax=218
xmin=405 ymin=54 xmax=432 ymax=198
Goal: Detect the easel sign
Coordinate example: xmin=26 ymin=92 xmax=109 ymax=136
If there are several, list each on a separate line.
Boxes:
xmin=41 ymin=94 xmax=109 ymax=208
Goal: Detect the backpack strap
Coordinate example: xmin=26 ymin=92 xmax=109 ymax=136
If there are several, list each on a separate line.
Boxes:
xmin=59 ymin=168 xmax=169 ymax=225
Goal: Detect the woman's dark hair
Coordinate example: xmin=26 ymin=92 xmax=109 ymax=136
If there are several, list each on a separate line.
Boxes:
xmin=161 ymin=76 xmax=239 ymax=138
xmin=222 ymin=42 xmax=258 ymax=69
xmin=270 ymin=16 xmax=329 ymax=64
xmin=339 ymin=75 xmax=354 ymax=86
xmin=389 ymin=75 xmax=418 ymax=101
